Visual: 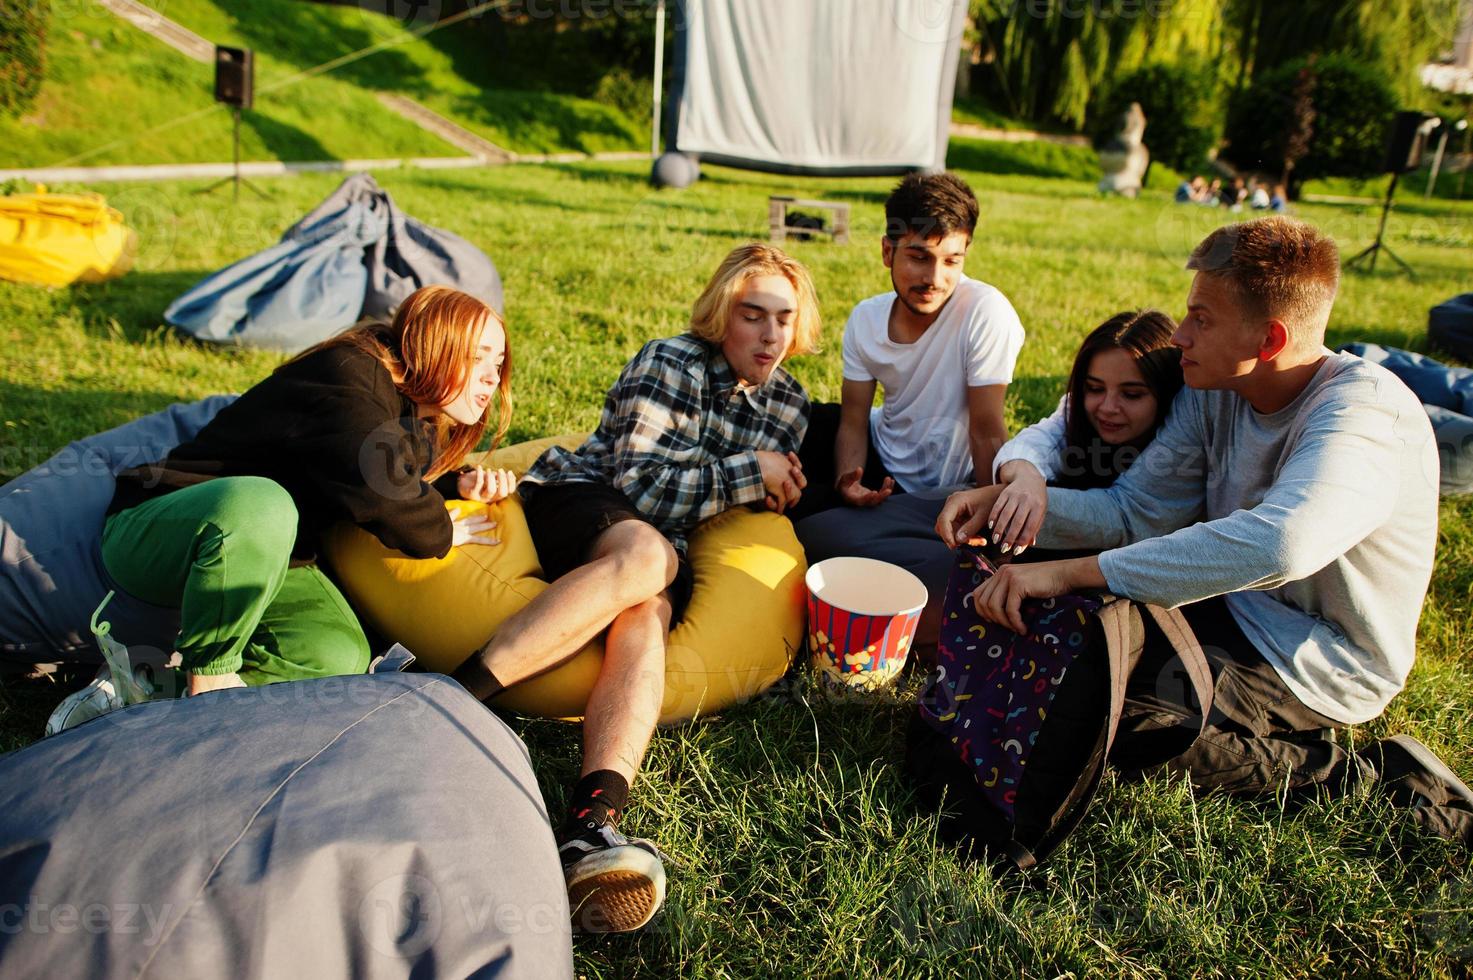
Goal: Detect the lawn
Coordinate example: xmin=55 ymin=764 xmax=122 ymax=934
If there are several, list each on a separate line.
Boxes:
xmin=0 ymin=0 xmax=459 ymax=168
xmin=0 ymin=0 xmax=647 ymax=169
xmin=2 ymin=148 xmax=1472 ymax=976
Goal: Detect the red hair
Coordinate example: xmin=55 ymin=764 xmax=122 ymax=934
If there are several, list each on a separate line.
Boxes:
xmin=296 ymin=285 xmax=512 ymax=479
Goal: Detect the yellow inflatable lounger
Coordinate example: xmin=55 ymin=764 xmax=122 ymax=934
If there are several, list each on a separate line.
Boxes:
xmin=0 ymin=189 xmax=137 ymax=287
xmin=323 ymin=435 xmax=807 ymax=724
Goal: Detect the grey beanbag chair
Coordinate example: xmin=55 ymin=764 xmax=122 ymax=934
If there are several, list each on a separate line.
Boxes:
xmin=1429 ymin=293 xmax=1473 ymax=363
xmin=1339 ymin=342 xmax=1473 ymax=496
xmin=0 ymin=396 xmax=236 ymax=667
xmin=0 ymin=672 xmax=572 ymax=979
xmin=165 ymin=174 xmax=504 ymax=353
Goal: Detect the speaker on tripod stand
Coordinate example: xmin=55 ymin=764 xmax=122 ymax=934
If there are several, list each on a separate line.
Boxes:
xmin=198 ymin=46 xmax=268 ymax=201
xmin=1345 ymin=110 xmax=1441 ymax=277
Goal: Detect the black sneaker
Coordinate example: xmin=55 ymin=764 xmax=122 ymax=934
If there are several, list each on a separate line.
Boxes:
xmin=557 ymin=820 xmax=667 ymax=933
xmin=1373 ymin=735 xmax=1473 ymax=809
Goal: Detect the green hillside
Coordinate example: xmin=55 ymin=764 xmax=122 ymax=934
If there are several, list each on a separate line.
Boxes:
xmin=1 ymin=0 xmax=646 ymax=169
xmin=0 ymin=2 xmax=456 ymax=168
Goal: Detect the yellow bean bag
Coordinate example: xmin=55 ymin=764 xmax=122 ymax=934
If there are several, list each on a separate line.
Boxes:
xmin=0 ymin=189 xmax=136 ymax=286
xmin=323 ymin=435 xmax=806 ymax=723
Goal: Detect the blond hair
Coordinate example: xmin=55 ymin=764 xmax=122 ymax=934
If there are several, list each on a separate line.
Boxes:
xmin=296 ymin=285 xmax=512 ymax=479
xmin=688 ymin=243 xmax=822 ymax=357
xmin=1186 ymin=216 xmax=1340 ymax=344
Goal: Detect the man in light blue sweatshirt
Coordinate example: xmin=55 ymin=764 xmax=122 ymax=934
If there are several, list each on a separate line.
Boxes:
xmin=937 ymin=216 xmax=1470 ymax=844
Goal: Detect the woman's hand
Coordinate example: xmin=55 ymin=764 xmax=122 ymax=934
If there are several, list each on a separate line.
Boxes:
xmin=989 ymin=461 xmax=1048 ymax=554
xmin=452 ymin=511 xmax=500 ymax=548
xmin=935 ymin=484 xmax=1005 ymax=549
xmin=458 ymin=467 xmax=518 ymax=503
xmin=187 ymin=672 xmax=246 ymax=696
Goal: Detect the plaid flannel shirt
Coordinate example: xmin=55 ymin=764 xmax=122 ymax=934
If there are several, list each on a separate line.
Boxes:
xmin=521 ymin=334 xmax=810 ymax=552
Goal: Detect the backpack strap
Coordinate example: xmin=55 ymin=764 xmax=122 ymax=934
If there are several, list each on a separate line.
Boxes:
xmin=1115 ymin=604 xmax=1217 ymax=771
xmin=1021 ymin=597 xmax=1140 ymax=868
xmin=1141 ymin=604 xmax=1214 ymax=735
xmin=1021 ymin=599 xmax=1216 ymax=868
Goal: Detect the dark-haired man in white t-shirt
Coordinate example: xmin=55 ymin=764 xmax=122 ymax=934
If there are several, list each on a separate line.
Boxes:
xmin=793 ymin=172 xmax=1023 ymax=518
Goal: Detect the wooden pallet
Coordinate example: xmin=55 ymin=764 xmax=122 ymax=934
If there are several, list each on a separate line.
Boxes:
xmin=768 ymin=196 xmax=851 ymax=245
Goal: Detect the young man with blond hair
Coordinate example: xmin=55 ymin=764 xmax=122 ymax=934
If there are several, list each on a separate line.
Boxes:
xmin=453 ymin=243 xmax=819 ymax=930
xmin=938 ymin=216 xmax=1471 ymax=845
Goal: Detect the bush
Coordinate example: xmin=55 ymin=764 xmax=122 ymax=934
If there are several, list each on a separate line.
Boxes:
xmin=1222 ymin=53 xmax=1399 ymax=187
xmin=1091 ymin=62 xmax=1219 ymax=174
xmin=0 ymin=0 xmax=48 ymax=117
xmin=593 ymin=68 xmax=650 ymax=126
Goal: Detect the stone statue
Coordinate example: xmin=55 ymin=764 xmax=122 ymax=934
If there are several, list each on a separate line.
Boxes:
xmin=1098 ymin=102 xmax=1150 ymax=198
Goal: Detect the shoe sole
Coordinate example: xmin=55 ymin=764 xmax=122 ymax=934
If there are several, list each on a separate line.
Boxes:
xmin=1385 ymin=735 xmax=1473 ymax=808
xmin=44 ymin=681 xmax=117 ymax=737
xmin=566 ymin=845 xmax=666 ymax=934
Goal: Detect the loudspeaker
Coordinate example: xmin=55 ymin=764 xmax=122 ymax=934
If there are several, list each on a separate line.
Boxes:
xmin=1382 ymin=111 xmax=1439 ymax=174
xmin=214 ymin=46 xmax=253 ymax=110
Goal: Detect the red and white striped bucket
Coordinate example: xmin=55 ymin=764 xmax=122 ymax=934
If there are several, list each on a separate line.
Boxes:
xmin=805 ymin=557 xmax=927 ymax=691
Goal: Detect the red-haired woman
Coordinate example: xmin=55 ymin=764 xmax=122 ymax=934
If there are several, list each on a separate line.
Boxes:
xmin=95 ymin=285 xmax=514 ymax=698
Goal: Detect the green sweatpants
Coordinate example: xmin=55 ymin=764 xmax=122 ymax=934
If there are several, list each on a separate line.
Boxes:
xmin=101 ymin=476 xmax=371 ymax=685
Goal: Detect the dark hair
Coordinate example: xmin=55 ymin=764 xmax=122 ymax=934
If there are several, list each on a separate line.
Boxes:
xmin=884 ymin=172 xmax=979 ymax=243
xmin=1056 ymin=309 xmax=1182 ymax=490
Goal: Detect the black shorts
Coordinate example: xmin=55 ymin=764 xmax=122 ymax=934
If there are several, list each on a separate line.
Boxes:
xmin=519 ymin=481 xmax=695 ymax=625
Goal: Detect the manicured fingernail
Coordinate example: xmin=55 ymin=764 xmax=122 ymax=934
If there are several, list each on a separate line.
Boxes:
xmin=988 ymin=520 xmax=994 ymax=529
xmin=1000 ymin=543 xmax=1012 ymax=554
xmin=1015 ymin=545 xmax=1026 ymax=555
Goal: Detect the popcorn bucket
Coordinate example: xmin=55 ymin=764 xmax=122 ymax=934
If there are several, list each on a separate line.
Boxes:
xmin=805 ymin=557 xmax=927 ymax=692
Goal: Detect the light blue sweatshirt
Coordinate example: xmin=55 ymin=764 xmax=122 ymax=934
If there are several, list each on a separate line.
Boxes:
xmin=1030 ymin=351 xmax=1439 ymax=724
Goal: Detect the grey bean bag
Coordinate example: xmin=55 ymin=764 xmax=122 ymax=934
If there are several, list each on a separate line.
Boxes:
xmin=1429 ymin=293 xmax=1473 ymax=363
xmin=1339 ymin=343 xmax=1473 ymax=496
xmin=0 ymin=396 xmax=236 ymax=667
xmin=165 ymin=174 xmax=504 ymax=353
xmin=0 ymin=672 xmax=572 ymax=979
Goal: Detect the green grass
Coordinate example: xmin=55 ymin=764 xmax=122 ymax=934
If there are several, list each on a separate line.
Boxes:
xmin=0 ymin=1 xmax=459 ymax=168
xmin=3 ymin=156 xmax=1472 ymax=976
xmin=135 ymin=0 xmax=645 ymax=155
xmin=1305 ymin=169 xmax=1473 ymax=204
xmin=0 ymin=0 xmax=645 ymax=169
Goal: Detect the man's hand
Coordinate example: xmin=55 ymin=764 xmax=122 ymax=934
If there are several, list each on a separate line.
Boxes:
xmin=186 ymin=671 xmax=246 ymax=696
xmin=989 ymin=461 xmax=1047 ymax=554
xmin=970 ymin=557 xmax=1105 ymax=634
xmin=757 ymin=451 xmax=806 ymax=514
xmin=452 ymin=511 xmax=500 ymax=547
xmin=935 ymin=484 xmax=1006 ymax=549
xmin=835 ymin=467 xmax=895 ymax=508
xmin=458 ymin=466 xmax=518 ymax=503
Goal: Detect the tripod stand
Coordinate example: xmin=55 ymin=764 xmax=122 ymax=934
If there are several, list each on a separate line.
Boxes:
xmin=1345 ymin=170 xmax=1413 ymax=277
xmin=197 ymin=107 xmax=269 ymax=203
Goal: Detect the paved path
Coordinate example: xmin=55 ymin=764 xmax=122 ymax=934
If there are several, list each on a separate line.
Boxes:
xmin=949 ymin=122 xmax=1091 ymax=147
xmin=0 ymin=152 xmax=651 ymax=185
xmin=375 ymin=94 xmax=515 ymax=162
xmin=97 ymin=0 xmax=213 ymax=62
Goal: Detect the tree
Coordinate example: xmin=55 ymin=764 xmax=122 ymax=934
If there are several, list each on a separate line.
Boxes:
xmin=1223 ymin=53 xmax=1398 ymax=189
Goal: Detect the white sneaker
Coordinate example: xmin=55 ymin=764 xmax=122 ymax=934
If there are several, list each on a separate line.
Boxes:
xmin=44 ymin=666 xmax=120 ymax=736
xmin=558 ymin=820 xmax=668 ymax=933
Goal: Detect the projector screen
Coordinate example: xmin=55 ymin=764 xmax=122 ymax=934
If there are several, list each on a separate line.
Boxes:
xmin=670 ymin=0 xmax=967 ymax=175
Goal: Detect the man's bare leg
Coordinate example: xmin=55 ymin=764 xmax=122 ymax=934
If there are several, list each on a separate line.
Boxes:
xmin=582 ymin=593 xmax=671 ymax=784
xmin=452 ymin=520 xmax=678 ymax=697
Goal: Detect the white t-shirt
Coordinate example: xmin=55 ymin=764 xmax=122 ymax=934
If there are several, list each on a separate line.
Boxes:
xmin=841 ymin=275 xmax=1025 ymax=490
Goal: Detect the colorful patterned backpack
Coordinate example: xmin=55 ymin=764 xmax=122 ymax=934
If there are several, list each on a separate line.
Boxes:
xmin=905 ymin=544 xmax=1214 ymax=869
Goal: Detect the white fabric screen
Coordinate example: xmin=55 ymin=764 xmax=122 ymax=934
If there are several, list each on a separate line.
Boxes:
xmin=674 ymin=0 xmax=965 ymax=173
